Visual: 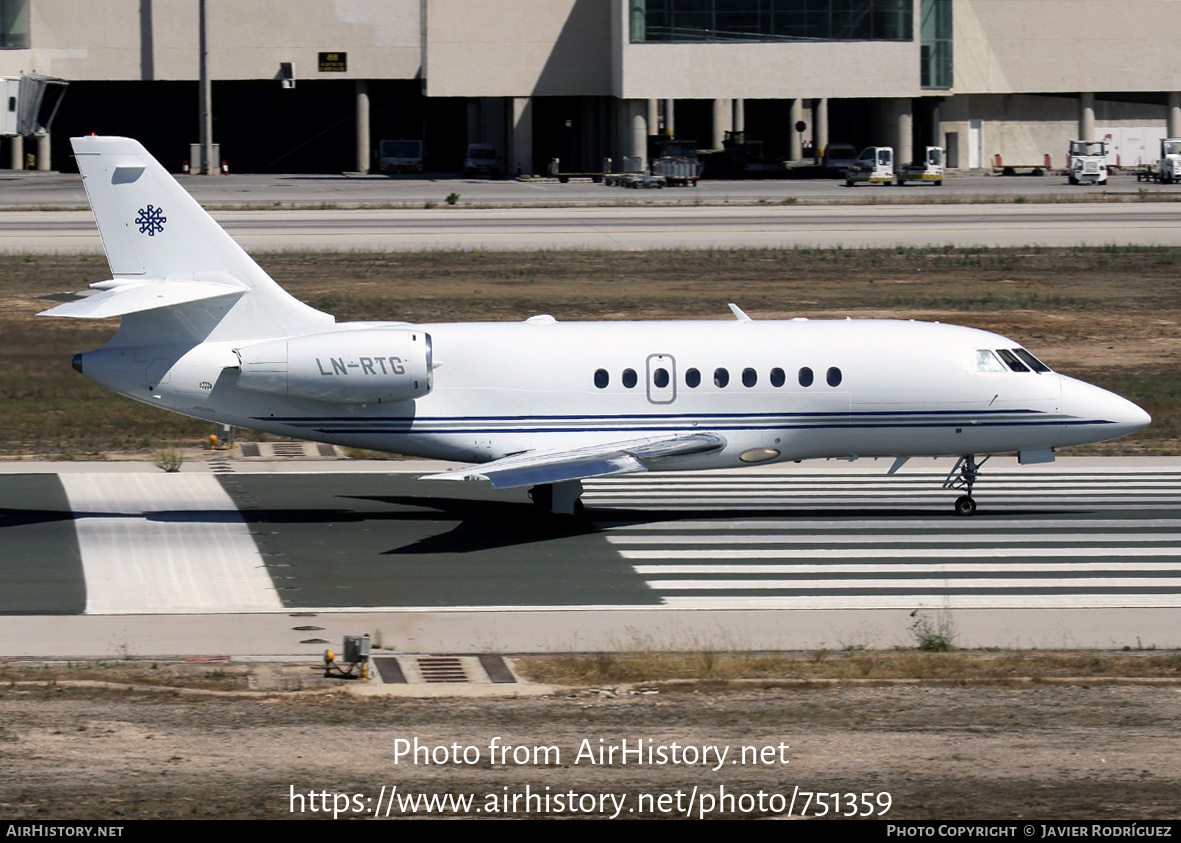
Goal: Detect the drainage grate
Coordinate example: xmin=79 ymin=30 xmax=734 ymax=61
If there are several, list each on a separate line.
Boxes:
xmin=417 ymin=657 xmax=468 ymax=683
xmin=478 ymin=655 xmax=517 ymax=684
xmin=271 ymin=443 xmax=307 ymax=457
xmin=372 ymin=656 xmax=408 ymax=684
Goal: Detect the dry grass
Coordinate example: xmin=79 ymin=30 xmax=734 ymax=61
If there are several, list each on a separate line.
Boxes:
xmin=0 ymin=660 xmax=254 ymax=692
xmin=515 ymin=649 xmax=1181 ymax=686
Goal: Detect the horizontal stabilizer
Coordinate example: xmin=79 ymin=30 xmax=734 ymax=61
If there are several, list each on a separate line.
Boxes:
xmin=37 ymin=279 xmax=244 ymax=319
xmin=422 ymin=432 xmax=726 ymax=489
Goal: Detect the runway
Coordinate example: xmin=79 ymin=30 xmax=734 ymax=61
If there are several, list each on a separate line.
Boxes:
xmin=6 ymin=202 xmax=1181 ymax=253
xmin=1 ymin=457 xmax=1179 ymax=656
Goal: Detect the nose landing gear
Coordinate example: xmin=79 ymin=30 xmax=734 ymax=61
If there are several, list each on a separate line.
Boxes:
xmin=944 ymin=455 xmax=990 ymax=516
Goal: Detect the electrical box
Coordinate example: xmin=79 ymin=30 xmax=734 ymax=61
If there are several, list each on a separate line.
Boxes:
xmin=343 ymin=634 xmax=370 ymax=663
xmin=189 ymin=142 xmax=220 ymax=173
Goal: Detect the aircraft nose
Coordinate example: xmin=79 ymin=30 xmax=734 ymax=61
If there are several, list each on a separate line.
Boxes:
xmin=1060 ymin=375 xmax=1151 ymax=438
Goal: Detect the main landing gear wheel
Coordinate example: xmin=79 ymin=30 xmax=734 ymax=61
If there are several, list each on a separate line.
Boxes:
xmin=954 ymin=495 xmax=977 ymax=517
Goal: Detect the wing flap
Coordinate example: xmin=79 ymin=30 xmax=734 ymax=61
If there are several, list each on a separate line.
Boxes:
xmin=422 ymin=432 xmax=726 ymax=489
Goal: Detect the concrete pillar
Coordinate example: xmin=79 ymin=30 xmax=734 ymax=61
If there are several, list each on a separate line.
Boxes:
xmin=599 ymin=97 xmax=613 ymax=171
xmin=711 ymin=98 xmax=729 ymax=150
xmin=628 ymin=99 xmax=648 ymax=167
xmin=732 ymin=98 xmax=745 ymax=135
xmin=1169 ymin=92 xmax=1181 ymax=138
xmin=930 ymin=99 xmax=943 ymax=149
xmin=788 ymin=98 xmax=803 ymax=161
xmin=198 ymin=0 xmax=214 ymax=174
xmin=647 ymin=99 xmax=659 ymax=141
xmin=1079 ymin=92 xmax=1095 ymax=141
xmin=510 ymin=96 xmax=533 ymax=176
xmin=466 ymin=99 xmax=480 ymax=146
xmin=663 ymin=98 xmax=675 ymax=137
xmin=35 ymin=133 xmax=50 ymax=171
xmin=814 ymin=98 xmax=829 ymax=162
xmin=355 ymin=80 xmax=370 ymax=174
xmin=9 ymin=134 xmax=23 ymax=170
xmin=895 ymin=97 xmax=913 ymax=165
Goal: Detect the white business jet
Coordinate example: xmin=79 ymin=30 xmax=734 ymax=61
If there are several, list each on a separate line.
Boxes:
xmin=42 ymin=137 xmax=1149 ymax=516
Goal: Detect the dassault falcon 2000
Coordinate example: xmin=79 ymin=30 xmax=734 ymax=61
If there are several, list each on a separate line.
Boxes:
xmin=42 ymin=136 xmax=1149 ymax=516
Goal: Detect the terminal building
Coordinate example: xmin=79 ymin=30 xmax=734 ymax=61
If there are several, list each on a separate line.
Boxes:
xmin=1 ymin=0 xmax=1179 ymax=175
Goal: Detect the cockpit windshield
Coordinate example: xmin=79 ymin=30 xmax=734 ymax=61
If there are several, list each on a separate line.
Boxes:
xmin=1013 ymin=348 xmax=1051 ymax=372
xmin=975 ymin=349 xmax=1006 ymax=373
xmin=975 ymin=348 xmax=1052 ymax=374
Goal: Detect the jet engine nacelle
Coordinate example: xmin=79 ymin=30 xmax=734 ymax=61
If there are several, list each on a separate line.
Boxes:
xmin=235 ymin=328 xmax=432 ymax=404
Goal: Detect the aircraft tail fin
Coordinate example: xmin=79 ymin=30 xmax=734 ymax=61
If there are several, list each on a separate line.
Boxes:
xmin=58 ymin=135 xmax=330 ymax=340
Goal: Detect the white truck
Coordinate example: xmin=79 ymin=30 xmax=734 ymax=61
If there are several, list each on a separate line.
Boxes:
xmin=845 ymin=146 xmax=944 ymax=186
xmin=1158 ymin=138 xmax=1181 ymax=184
xmin=463 ymin=143 xmax=500 ymax=177
xmin=1067 ymin=140 xmax=1108 ymax=185
xmin=895 ymin=146 xmax=945 ymax=185
xmin=844 ymin=146 xmax=895 ymax=185
xmin=379 ymin=139 xmax=423 ymax=174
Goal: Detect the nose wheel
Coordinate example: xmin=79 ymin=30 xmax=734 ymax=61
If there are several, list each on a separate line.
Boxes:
xmin=954 ymin=495 xmax=977 ymax=517
xmin=944 ymin=455 xmax=989 ymax=516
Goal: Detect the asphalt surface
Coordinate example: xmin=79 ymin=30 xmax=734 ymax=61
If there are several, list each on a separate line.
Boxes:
xmin=4 ymin=168 xmax=1181 ymax=252
xmin=2 ymin=457 xmax=1179 ymax=657
xmin=1 ymin=168 xmax=1176 ymax=208
xmin=7 ymin=202 xmax=1181 ymax=253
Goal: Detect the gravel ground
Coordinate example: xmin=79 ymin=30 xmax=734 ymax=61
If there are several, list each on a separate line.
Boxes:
xmin=1 ymin=673 xmax=1178 ymax=820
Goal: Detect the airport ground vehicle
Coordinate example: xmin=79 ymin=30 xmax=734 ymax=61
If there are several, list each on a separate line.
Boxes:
xmin=821 ymin=143 xmax=858 ymax=176
xmin=379 ymin=139 xmax=423 ymax=174
xmin=1156 ymin=138 xmax=1181 ymax=183
xmin=1067 ymin=140 xmax=1108 ymax=185
xmin=844 ymin=146 xmax=895 ymax=185
xmin=895 ymin=146 xmax=944 ymax=185
xmin=463 ymin=143 xmax=499 ymax=177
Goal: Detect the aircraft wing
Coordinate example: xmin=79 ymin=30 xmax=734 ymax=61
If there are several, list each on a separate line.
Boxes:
xmin=421 ymin=432 xmax=726 ymax=489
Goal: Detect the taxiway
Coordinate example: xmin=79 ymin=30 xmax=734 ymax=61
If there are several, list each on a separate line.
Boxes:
xmin=1 ymin=457 xmax=1178 ymax=657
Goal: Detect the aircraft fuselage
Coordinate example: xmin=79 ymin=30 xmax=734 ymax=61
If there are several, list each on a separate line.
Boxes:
xmin=75 ymin=316 xmax=1147 ymax=471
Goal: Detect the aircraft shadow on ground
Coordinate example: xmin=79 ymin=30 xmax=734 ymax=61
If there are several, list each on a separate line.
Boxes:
xmin=0 ymin=503 xmax=1074 ymax=533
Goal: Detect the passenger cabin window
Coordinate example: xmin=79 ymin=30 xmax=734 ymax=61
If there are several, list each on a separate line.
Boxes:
xmin=770 ymin=367 xmax=785 ymax=387
xmin=594 ymin=368 xmax=609 ymax=388
xmin=798 ymin=367 xmax=814 ymax=387
xmin=827 ymin=367 xmax=843 ymax=387
xmin=685 ymin=367 xmax=701 ymax=388
xmin=653 ymin=367 xmax=669 ymax=388
xmin=742 ymin=367 xmax=757 ymax=387
xmin=714 ymin=368 xmax=729 ymax=388
xmin=622 ymin=368 xmax=638 ymax=388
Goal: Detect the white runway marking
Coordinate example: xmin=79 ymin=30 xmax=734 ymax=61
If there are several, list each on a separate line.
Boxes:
xmin=587 ymin=469 xmax=1181 ymax=610
xmin=60 ymin=473 xmax=281 ymax=614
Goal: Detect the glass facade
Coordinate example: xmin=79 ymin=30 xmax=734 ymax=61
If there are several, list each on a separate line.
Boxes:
xmin=0 ymin=0 xmax=28 ymax=49
xmin=631 ymin=0 xmax=914 ymax=43
xmin=920 ymin=0 xmax=952 ymax=88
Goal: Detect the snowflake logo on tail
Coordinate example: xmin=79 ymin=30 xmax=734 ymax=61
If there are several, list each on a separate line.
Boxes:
xmin=135 ymin=205 xmax=167 ymax=236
